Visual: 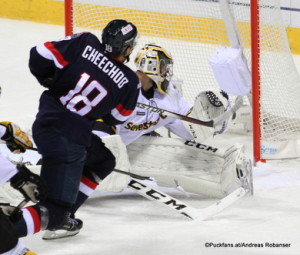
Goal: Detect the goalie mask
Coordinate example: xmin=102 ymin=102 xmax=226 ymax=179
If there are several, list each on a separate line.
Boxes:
xmin=135 ymin=43 xmax=173 ymax=94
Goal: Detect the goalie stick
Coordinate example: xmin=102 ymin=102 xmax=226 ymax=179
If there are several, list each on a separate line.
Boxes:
xmin=136 ymin=96 xmax=243 ymax=128
xmin=22 ymin=165 xmax=246 ymax=220
xmin=114 ymin=169 xmax=247 ymax=220
xmin=113 ymin=169 xmax=153 ymax=181
xmin=127 ymin=178 xmax=246 ymax=220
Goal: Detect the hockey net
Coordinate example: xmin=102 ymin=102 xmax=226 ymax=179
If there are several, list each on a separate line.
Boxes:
xmin=65 ymin=0 xmax=300 ymax=161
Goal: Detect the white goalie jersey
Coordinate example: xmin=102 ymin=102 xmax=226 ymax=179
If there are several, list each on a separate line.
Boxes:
xmin=115 ymin=81 xmax=194 ymax=145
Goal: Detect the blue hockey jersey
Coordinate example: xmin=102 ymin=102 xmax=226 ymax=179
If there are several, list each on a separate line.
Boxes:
xmin=29 ymin=32 xmax=140 ymax=145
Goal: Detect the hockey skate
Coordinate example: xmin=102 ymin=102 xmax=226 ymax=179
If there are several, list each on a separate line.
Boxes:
xmin=236 ymin=156 xmax=253 ymax=195
xmin=42 ymin=212 xmax=83 ymax=240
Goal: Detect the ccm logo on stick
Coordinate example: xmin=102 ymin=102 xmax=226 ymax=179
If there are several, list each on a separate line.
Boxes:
xmin=184 ymin=140 xmax=218 ymax=153
xmin=128 ymin=179 xmax=187 ymax=210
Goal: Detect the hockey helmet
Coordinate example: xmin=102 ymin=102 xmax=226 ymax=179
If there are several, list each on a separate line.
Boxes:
xmin=102 ymin=19 xmax=138 ymax=56
xmin=135 ymin=43 xmax=173 ymax=94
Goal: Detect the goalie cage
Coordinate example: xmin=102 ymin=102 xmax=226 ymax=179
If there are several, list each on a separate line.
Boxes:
xmin=65 ymin=0 xmax=300 ymax=162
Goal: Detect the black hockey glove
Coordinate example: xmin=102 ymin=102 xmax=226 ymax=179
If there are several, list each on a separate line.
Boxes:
xmin=10 ymin=163 xmax=47 ymax=203
xmin=0 ymin=203 xmax=23 ymax=223
xmin=0 ymin=121 xmax=33 ymax=153
xmin=41 ymin=77 xmax=54 ymax=88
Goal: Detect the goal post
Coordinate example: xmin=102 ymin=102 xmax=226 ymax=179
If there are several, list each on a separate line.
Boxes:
xmin=64 ymin=0 xmax=300 ymax=162
xmin=65 ymin=0 xmax=73 ymax=36
xmin=251 ymin=0 xmax=261 ymax=163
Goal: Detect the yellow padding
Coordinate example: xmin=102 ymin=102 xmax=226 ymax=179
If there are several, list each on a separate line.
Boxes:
xmin=0 ymin=0 xmax=64 ymax=25
xmin=286 ymin=27 xmax=300 ymax=55
xmin=0 ymin=0 xmax=299 ymax=54
xmin=73 ymin=4 xmax=230 ymax=45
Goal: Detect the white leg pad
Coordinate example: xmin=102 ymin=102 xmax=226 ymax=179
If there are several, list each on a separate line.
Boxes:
xmin=127 ymin=136 xmax=247 ymax=198
xmin=97 ymin=135 xmax=131 ymax=192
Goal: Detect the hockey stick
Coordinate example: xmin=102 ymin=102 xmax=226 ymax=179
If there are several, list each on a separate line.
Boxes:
xmin=136 ymin=96 xmax=243 ymax=128
xmin=213 ymin=96 xmax=243 ymax=126
xmin=23 ymin=164 xmax=246 ymax=220
xmin=127 ymin=178 xmax=246 ymax=220
xmin=9 ymin=198 xmax=30 ymax=220
xmin=114 ymin=169 xmax=247 ymax=220
xmin=16 ymin=199 xmax=29 ymax=210
xmin=113 ymin=169 xmax=153 ymax=181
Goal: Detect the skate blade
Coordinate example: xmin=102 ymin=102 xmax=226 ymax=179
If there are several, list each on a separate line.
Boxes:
xmin=42 ymin=229 xmax=80 ymax=240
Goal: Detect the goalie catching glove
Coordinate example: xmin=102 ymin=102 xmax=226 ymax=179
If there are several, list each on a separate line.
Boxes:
xmin=196 ymin=89 xmax=231 ymax=135
xmin=0 ymin=121 xmax=33 ymax=153
xmin=186 ymin=89 xmax=232 ymax=142
xmin=10 ymin=163 xmax=47 ymax=203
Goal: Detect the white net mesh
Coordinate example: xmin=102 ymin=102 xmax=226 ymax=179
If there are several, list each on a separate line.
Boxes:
xmin=255 ymin=1 xmax=300 ymax=142
xmin=70 ymin=0 xmax=300 ymax=158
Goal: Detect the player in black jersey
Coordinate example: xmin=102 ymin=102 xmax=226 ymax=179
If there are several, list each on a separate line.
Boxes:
xmin=13 ymin=20 xmax=140 ymax=240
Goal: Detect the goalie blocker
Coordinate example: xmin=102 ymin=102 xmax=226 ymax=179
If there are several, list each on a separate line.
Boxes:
xmin=99 ymin=135 xmax=253 ymax=198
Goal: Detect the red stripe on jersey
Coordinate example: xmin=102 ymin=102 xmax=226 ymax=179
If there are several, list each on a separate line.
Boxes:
xmin=115 ymin=104 xmax=134 ymax=117
xmin=44 ymin=42 xmax=69 ymax=67
xmin=26 ymin=206 xmax=41 ymax=233
xmin=81 ymin=176 xmax=98 ymax=190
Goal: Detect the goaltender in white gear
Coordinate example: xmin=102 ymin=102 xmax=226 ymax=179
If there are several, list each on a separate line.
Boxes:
xmin=95 ymin=43 xmax=252 ymax=198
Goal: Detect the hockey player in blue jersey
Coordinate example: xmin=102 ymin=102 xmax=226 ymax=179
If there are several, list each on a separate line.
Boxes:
xmin=12 ymin=19 xmax=140 ymax=241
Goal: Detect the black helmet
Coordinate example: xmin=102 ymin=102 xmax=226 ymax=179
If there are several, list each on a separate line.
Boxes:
xmin=102 ymin=19 xmax=138 ymax=56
